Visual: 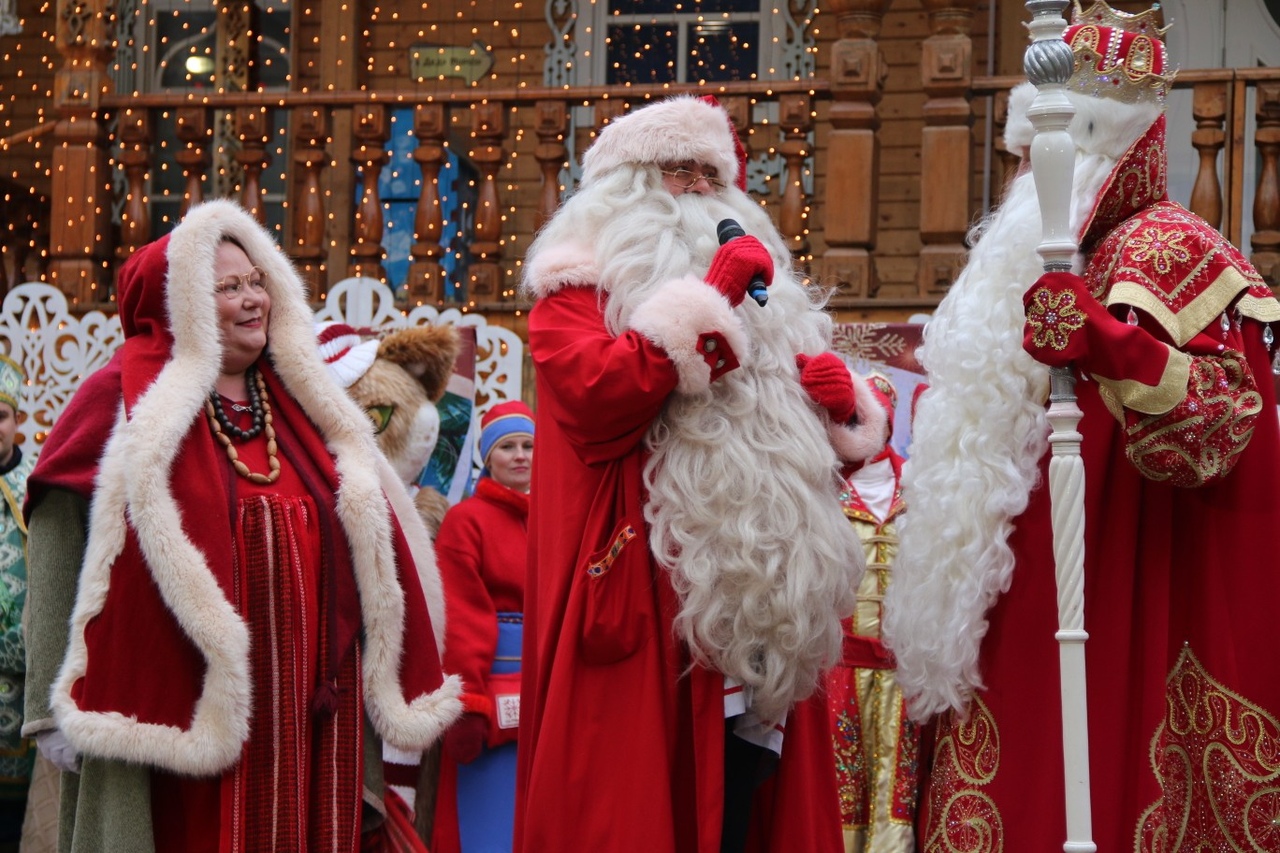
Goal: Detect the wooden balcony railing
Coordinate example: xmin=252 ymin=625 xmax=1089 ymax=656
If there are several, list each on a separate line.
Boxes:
xmin=22 ymin=80 xmax=833 ymax=313
xmin=6 ymin=70 xmax=1280 ymax=314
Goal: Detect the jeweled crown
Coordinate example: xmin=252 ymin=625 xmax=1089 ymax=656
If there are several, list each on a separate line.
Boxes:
xmin=1065 ymin=1 xmax=1173 ymax=105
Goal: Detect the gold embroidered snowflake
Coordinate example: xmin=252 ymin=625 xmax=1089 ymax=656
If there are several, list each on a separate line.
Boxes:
xmin=1025 ymin=286 xmax=1086 ymax=352
xmin=1128 ymin=224 xmax=1193 ymax=276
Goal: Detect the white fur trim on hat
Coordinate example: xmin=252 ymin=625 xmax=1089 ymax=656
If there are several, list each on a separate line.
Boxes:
xmin=316 ymin=321 xmax=380 ymax=389
xmin=1004 ymin=81 xmax=1161 ymax=161
xmin=582 ymin=96 xmax=739 ymax=190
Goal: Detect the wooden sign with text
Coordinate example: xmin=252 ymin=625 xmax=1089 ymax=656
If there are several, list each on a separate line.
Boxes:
xmin=410 ymin=41 xmax=494 ymax=85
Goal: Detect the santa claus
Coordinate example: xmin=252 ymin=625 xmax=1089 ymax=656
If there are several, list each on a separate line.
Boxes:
xmin=514 ymin=95 xmax=888 ymax=853
xmin=886 ymin=3 xmax=1280 ymax=849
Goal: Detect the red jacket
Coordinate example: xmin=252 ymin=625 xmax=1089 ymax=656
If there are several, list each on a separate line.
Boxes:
xmin=436 ymin=476 xmax=529 ymax=716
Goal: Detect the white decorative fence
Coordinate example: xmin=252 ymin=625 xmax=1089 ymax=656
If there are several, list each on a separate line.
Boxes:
xmin=0 ymin=278 xmax=525 ymax=453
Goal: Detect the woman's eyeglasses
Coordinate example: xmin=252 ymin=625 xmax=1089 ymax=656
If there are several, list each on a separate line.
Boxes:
xmin=215 ymin=267 xmax=268 ymax=299
xmin=661 ymin=168 xmax=727 ymax=191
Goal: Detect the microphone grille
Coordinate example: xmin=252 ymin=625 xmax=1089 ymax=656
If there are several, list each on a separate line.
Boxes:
xmin=716 ymin=218 xmax=743 ymax=244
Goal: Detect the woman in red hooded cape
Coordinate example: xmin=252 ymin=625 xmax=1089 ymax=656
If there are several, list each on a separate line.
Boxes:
xmin=22 ymin=199 xmax=461 ymax=852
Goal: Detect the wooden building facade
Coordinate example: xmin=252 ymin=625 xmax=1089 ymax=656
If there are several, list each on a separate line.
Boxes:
xmin=1 ymin=0 xmax=1278 ymax=342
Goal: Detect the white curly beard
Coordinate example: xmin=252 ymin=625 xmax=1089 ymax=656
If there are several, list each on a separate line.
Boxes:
xmin=883 ymin=151 xmax=1119 ymax=721
xmin=555 ymin=166 xmax=865 ymax=725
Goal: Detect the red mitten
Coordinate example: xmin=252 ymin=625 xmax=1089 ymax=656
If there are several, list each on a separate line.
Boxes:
xmin=796 ymin=352 xmax=857 ymax=422
xmin=1022 ymin=272 xmax=1170 ymax=380
xmin=704 ymin=236 xmax=773 ymax=307
xmin=443 ymin=712 xmax=488 ymax=765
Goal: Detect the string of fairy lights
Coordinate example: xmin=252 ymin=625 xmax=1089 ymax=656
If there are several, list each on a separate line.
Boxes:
xmin=0 ymin=0 xmax=820 ymax=308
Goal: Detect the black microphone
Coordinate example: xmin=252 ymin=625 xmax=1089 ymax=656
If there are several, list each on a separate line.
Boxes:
xmin=715 ymin=218 xmax=769 ymax=307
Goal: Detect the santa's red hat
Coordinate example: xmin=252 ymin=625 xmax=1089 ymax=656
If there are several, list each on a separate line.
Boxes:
xmin=582 ymin=95 xmax=748 ymax=192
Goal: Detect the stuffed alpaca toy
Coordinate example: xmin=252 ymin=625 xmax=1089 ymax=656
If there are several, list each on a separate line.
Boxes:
xmin=316 ymin=321 xmax=462 ymax=537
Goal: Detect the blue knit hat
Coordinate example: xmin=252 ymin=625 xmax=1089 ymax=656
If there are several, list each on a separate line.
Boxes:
xmin=479 ymin=400 xmax=534 ymax=472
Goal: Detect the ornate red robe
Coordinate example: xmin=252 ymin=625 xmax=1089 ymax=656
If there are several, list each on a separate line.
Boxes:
xmin=919 ymin=117 xmax=1280 ymax=851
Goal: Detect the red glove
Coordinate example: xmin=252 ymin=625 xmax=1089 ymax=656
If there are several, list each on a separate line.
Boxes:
xmin=704 ymin=236 xmax=773 ymax=307
xmin=443 ymin=712 xmax=487 ymax=765
xmin=1022 ymin=272 xmax=1170 ymax=380
xmin=796 ymin=352 xmax=857 ymax=422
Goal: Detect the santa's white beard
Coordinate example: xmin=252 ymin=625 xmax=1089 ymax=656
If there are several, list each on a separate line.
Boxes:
xmin=553 ymin=167 xmax=865 ymax=724
xmin=884 ymin=154 xmax=1117 ymax=721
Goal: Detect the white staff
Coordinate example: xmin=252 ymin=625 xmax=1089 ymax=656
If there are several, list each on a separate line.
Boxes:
xmin=1022 ymin=2 xmax=1095 ymax=851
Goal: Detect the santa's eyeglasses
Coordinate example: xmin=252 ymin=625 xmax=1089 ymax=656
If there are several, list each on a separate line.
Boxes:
xmin=660 ymin=168 xmax=727 ymax=191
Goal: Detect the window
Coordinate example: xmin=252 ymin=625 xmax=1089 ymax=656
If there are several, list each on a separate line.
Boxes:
xmin=122 ymin=0 xmax=291 ymax=237
xmin=576 ymin=0 xmax=794 ymax=86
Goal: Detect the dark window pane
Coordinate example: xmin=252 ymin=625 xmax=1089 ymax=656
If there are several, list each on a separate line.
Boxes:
xmin=606 ymin=24 xmax=679 ymax=85
xmin=255 ymin=6 xmax=291 ymax=88
xmin=689 ymin=21 xmax=757 ymax=81
xmin=157 ymin=12 xmax=217 ymax=88
xmin=613 ymin=0 xmax=759 ymax=13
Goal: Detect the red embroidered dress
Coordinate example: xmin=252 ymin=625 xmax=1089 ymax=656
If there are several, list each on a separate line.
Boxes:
xmin=150 ymin=398 xmax=364 ymax=853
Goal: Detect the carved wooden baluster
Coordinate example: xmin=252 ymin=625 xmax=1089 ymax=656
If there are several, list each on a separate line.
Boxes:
xmin=918 ymin=0 xmax=975 ymax=296
xmin=777 ymin=93 xmax=813 ymax=262
xmin=117 ymin=108 xmax=151 ymax=260
xmin=408 ymin=103 xmax=448 ymax=304
xmin=1251 ymin=82 xmax=1280 ymax=290
xmin=586 ymin=101 xmax=627 ymax=183
xmin=236 ymin=105 xmax=271 ymax=225
xmin=468 ymin=100 xmax=507 ymax=301
xmin=349 ymin=104 xmax=390 ymax=281
xmin=291 ymin=106 xmax=328 ymax=294
xmin=992 ymin=90 xmax=1020 ymax=198
xmin=48 ymin=0 xmax=115 ymax=305
xmin=1189 ymin=81 xmax=1228 ymax=231
xmin=534 ymin=99 xmax=569 ymax=229
xmin=175 ymin=107 xmax=210 ymax=215
xmin=819 ymin=0 xmax=890 ymax=298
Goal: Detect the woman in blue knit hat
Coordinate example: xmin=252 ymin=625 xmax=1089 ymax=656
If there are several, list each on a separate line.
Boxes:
xmin=432 ymin=400 xmax=534 ymax=853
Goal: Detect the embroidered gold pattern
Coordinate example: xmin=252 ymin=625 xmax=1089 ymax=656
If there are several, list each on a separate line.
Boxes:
xmin=586 ymin=525 xmax=636 ymax=577
xmin=1086 ymin=202 xmax=1278 ymax=348
xmin=922 ymin=697 xmax=1003 ymax=852
xmin=1135 ymin=646 xmax=1280 ymax=851
xmin=1125 ymin=353 xmax=1261 ymax=487
xmin=1024 ymin=286 xmax=1087 ymax=353
xmin=1128 ymin=224 xmax=1192 ymax=276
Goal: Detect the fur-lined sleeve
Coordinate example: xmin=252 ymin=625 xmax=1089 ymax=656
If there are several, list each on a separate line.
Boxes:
xmin=627 ymin=275 xmax=748 ymax=395
xmin=828 ymin=368 xmax=889 ymax=464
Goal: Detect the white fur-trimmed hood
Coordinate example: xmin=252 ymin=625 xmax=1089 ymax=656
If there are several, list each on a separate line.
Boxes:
xmin=1004 ymin=81 xmax=1162 ymax=161
xmin=52 ymin=200 xmax=460 ymax=775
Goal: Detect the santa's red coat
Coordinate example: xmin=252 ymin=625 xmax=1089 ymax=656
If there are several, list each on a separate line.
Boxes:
xmin=514 ymin=285 xmax=842 ymax=853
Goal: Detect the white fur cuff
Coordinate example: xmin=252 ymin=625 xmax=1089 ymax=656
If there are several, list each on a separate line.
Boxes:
xmin=829 ymin=369 xmax=889 ymax=464
xmin=627 ymin=275 xmax=749 ymax=395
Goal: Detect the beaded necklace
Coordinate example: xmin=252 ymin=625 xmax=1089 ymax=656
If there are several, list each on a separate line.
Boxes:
xmin=206 ymin=365 xmax=281 ymax=484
